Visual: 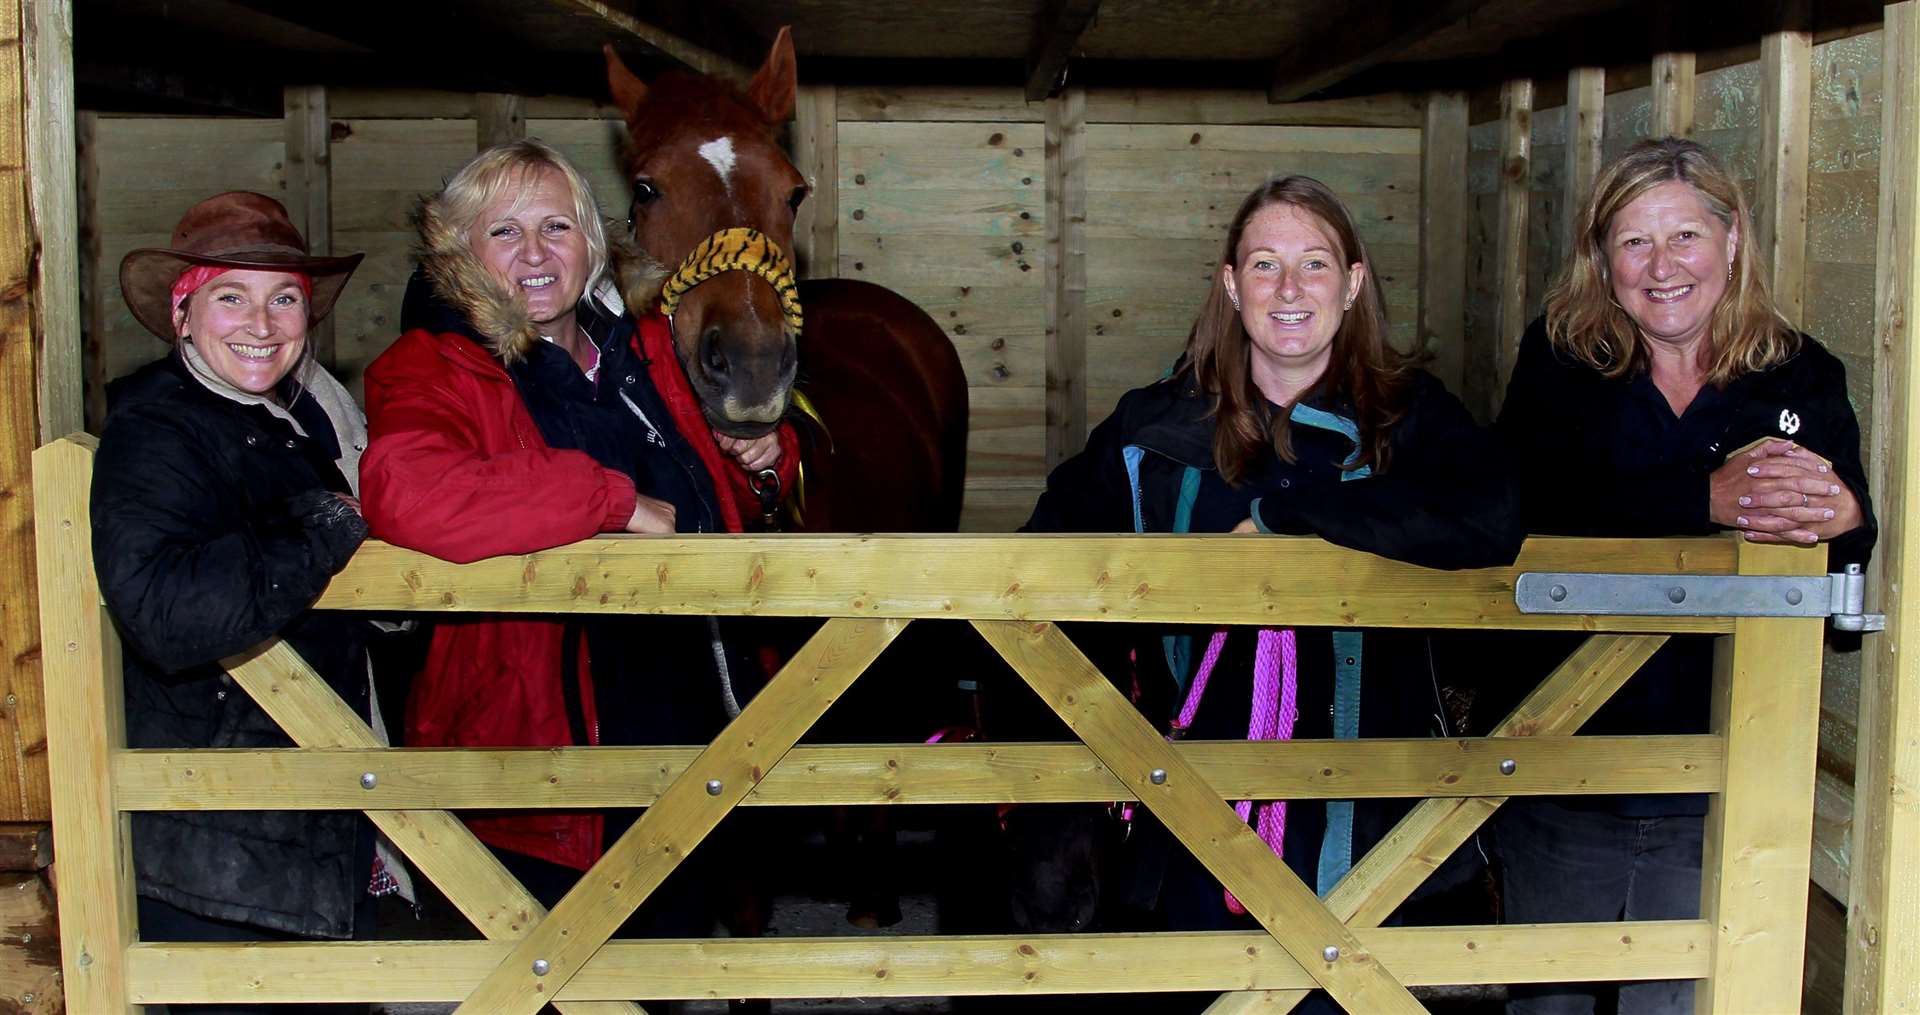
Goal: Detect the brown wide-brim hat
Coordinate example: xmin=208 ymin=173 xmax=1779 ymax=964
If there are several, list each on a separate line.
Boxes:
xmin=119 ymin=191 xmax=365 ymax=341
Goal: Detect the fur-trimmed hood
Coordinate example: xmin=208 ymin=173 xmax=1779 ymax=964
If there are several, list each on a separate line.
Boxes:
xmin=408 ymin=195 xmax=666 ymax=364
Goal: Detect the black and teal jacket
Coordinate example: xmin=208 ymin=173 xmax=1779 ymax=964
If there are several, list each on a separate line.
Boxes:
xmin=1021 ymin=368 xmax=1521 ymax=911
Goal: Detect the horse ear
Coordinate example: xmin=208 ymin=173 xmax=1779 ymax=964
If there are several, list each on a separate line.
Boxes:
xmin=746 ymin=26 xmax=798 ymax=124
xmin=604 ymin=44 xmax=649 ymax=122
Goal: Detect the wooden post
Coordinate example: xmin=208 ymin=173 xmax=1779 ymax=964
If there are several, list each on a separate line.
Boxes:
xmin=25 ymin=0 xmax=77 ymax=443
xmin=1562 ymin=67 xmax=1605 ymax=259
xmin=1758 ymin=2 xmax=1811 ymax=325
xmin=1697 ymin=541 xmax=1825 ymax=1013
xmin=1493 ymin=77 xmax=1532 ymax=397
xmin=283 ymin=85 xmax=334 ymax=369
xmin=1418 ymin=90 xmax=1468 ymax=393
xmin=1847 ymin=3 xmax=1920 ymax=1010
xmin=1651 ymin=54 xmax=1696 ymax=138
xmin=0 ymin=0 xmax=47 ymax=826
xmin=1044 ymin=84 xmax=1087 ymax=468
xmin=790 ymin=83 xmax=838 ymax=279
xmin=32 ymin=436 xmax=137 ymax=1012
xmin=476 ymin=92 xmax=526 ymax=150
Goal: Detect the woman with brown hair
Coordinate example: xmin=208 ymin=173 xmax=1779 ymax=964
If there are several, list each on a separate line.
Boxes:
xmin=1494 ymin=136 xmax=1874 ymax=1014
xmin=1015 ymin=175 xmax=1520 ymax=1011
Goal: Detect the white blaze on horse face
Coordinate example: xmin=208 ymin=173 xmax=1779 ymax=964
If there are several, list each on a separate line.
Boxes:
xmin=698 ymin=137 xmax=738 ymax=194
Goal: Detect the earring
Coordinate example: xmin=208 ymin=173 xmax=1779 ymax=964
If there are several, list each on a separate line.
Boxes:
xmin=1343 ymin=297 xmax=1354 ymax=311
xmin=1229 ymin=294 xmax=1241 ymax=311
xmin=1727 ymin=262 xmax=1734 ymax=282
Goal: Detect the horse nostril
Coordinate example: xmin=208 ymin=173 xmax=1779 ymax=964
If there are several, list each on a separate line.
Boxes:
xmin=700 ymin=327 xmax=729 ymax=378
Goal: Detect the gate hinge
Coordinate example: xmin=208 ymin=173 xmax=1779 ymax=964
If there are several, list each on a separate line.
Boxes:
xmin=1515 ymin=563 xmax=1885 ymax=632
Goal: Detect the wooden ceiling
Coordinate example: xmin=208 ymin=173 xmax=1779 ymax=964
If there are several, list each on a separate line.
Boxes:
xmin=76 ymin=0 xmax=1889 ymax=116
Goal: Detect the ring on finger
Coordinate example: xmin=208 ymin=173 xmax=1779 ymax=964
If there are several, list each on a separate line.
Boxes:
xmin=1802 ymin=493 xmax=1810 ymax=508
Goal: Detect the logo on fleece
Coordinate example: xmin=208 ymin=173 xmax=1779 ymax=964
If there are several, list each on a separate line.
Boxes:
xmin=1778 ymin=408 xmax=1801 ymax=436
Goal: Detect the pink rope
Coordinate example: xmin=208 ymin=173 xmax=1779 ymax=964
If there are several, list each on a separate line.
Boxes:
xmin=1174 ymin=628 xmax=1298 ymax=916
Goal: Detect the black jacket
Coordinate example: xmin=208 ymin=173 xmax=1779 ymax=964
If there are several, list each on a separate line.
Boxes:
xmin=1022 ymin=368 xmax=1521 ymax=913
xmin=1027 ymin=369 xmax=1523 ymax=569
xmin=91 ymin=353 xmax=372 ymax=938
xmin=1493 ymin=317 xmax=1877 ymax=813
xmin=1497 ymin=316 xmax=1875 ymax=564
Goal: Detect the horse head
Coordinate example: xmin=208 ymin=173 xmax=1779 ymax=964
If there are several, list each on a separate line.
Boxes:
xmin=606 ymin=29 xmax=806 ymax=438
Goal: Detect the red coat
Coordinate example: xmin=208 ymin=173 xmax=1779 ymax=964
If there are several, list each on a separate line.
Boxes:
xmin=362 ymin=312 xmax=796 ymax=869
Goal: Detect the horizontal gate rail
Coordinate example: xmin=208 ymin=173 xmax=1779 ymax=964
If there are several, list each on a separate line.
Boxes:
xmin=122 ymin=921 xmax=1713 ymax=1004
xmin=110 ymin=735 xmax=1725 ymax=809
xmin=317 ymin=533 xmax=1739 ymax=632
xmin=30 ymin=435 xmax=1827 ymax=1013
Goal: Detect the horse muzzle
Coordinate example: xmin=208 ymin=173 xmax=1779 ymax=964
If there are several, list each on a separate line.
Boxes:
xmin=661 ymin=227 xmax=803 ymax=437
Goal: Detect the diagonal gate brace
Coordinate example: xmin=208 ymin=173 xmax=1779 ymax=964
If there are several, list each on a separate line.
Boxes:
xmin=454 ymin=616 xmax=906 ymax=1014
xmin=973 ymin=620 xmax=1427 ymax=1014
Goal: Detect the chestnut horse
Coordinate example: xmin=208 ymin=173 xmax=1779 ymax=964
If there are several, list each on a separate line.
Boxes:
xmin=605 ymin=30 xmax=967 ymax=535
xmin=603 ymin=30 xmax=976 ymax=940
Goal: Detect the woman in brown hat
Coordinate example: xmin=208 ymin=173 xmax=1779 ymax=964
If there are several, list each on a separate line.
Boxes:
xmin=91 ymin=191 xmax=385 ymax=1010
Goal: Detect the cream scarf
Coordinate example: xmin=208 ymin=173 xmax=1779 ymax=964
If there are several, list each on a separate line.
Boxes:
xmin=180 ymin=341 xmax=369 ymax=495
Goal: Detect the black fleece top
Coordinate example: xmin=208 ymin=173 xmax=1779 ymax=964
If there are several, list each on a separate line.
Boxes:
xmin=1494 ymin=316 xmax=1876 ymax=815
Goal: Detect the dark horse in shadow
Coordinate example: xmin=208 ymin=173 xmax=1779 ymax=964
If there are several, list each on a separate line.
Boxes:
xmin=601 ymin=28 xmax=976 ymax=951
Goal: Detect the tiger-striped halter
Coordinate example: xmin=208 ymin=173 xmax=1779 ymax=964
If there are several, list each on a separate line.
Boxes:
xmin=657 ymin=227 xmax=804 ymax=335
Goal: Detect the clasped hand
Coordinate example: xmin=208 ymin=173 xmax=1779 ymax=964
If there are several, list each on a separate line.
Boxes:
xmin=1708 ymin=439 xmax=1862 ymax=545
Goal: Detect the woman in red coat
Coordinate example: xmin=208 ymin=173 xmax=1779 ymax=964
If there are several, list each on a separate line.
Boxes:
xmin=360 ymin=140 xmax=796 ymax=906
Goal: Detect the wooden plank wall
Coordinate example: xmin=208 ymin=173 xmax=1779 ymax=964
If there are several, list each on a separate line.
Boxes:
xmin=79 ymin=88 xmax=1422 ymax=535
xmin=835 ymin=88 xmax=1421 ymax=531
xmin=1458 ymin=26 xmax=1891 ymax=1013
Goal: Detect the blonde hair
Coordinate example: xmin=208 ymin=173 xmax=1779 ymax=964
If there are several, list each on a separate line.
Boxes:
xmin=426 ymin=139 xmax=610 ymax=295
xmin=1545 ymin=136 xmax=1797 ymax=383
xmin=1185 ymin=175 xmax=1413 ymax=483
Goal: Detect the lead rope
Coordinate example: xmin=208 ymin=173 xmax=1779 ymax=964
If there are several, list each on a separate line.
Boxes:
xmin=1169 ymin=627 xmax=1298 ymax=916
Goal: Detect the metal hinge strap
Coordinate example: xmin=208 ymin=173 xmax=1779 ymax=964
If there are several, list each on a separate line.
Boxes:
xmin=1515 ymin=563 xmax=1885 ymax=632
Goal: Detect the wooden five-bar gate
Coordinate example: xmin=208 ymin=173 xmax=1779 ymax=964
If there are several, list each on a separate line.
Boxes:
xmin=33 ymin=433 xmax=1832 ymax=1013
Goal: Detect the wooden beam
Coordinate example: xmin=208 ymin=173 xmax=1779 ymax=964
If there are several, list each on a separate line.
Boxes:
xmin=121 ymin=922 xmax=1715 ymax=1003
xmin=112 ymin=736 xmax=1725 ymax=811
xmin=1418 ymin=90 xmax=1468 ymax=392
xmin=1562 ymin=66 xmax=1605 ymax=259
xmin=25 ymin=0 xmax=77 ymax=444
xmin=282 ymin=84 xmax=333 ymax=371
xmin=318 ymin=535 xmax=1744 ymax=633
xmin=1238 ymin=633 xmax=1671 ymax=1015
xmin=220 ymin=638 xmax=643 ymax=1015
xmin=790 ymin=83 xmax=838 ymax=279
xmin=0 ymin=0 xmax=45 ymax=827
xmin=1847 ymin=4 xmax=1920 ymax=1010
xmin=1757 ymin=2 xmax=1811 ymax=325
xmin=1650 ymin=52 xmax=1697 ymax=137
xmin=30 ymin=435 xmax=134 ymax=1011
xmin=455 ymin=618 xmax=905 ymax=1013
xmin=1044 ymin=85 xmax=1087 ymax=468
xmin=1697 ymin=540 xmax=1825 ymax=1013
xmin=1024 ymin=0 xmax=1100 ymax=102
xmin=1493 ymin=77 xmax=1533 ymax=397
xmin=546 ymin=0 xmax=748 ymax=85
xmin=1268 ymin=0 xmax=1490 ymax=104
xmin=977 ymin=620 xmax=1425 ymax=1013
xmin=476 ymin=92 xmax=525 ymax=150
xmin=834 ymin=87 xmax=1423 ymax=127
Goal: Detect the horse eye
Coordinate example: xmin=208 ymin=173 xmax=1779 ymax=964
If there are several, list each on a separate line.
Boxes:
xmin=632 ymin=179 xmax=660 ymax=206
xmin=787 ymin=185 xmax=809 ymax=213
